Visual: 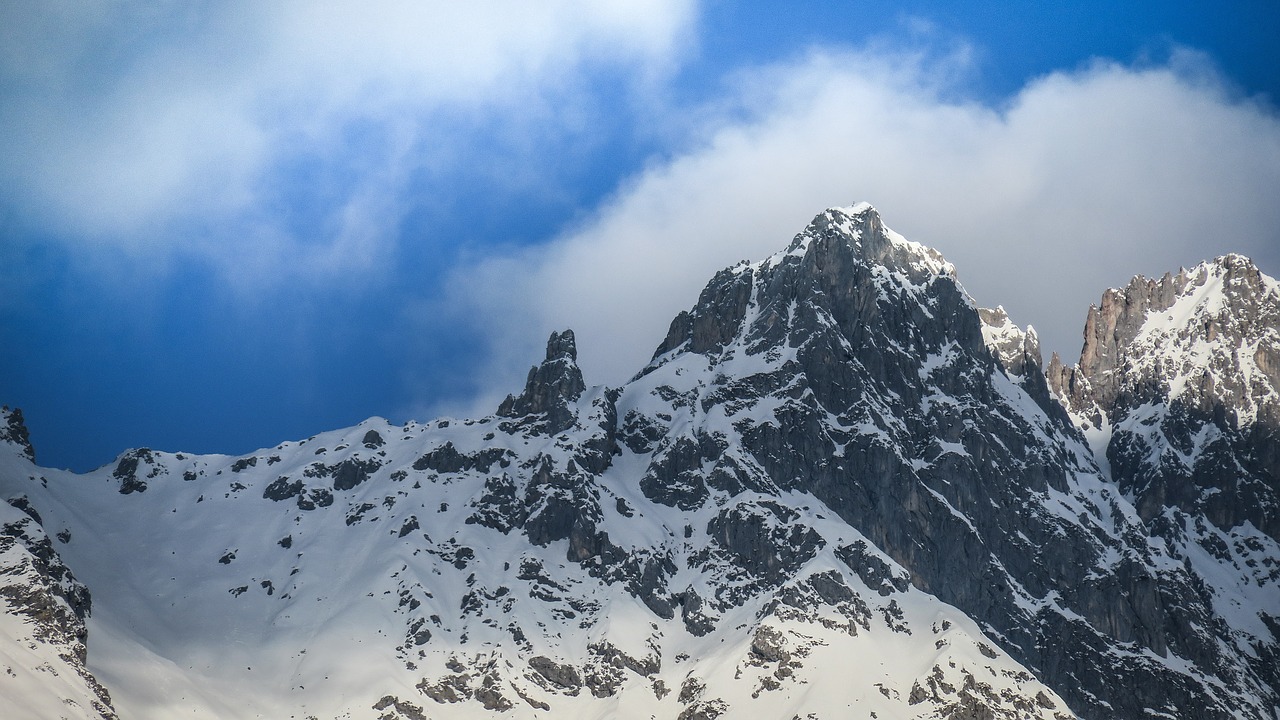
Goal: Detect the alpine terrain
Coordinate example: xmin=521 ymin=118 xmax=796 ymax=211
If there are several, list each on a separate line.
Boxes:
xmin=2 ymin=203 xmax=1276 ymax=719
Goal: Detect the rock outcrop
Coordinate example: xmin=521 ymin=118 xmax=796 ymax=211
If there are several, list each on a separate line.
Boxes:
xmin=498 ymin=329 xmax=587 ymax=435
xmin=0 ymin=406 xmax=35 ymax=463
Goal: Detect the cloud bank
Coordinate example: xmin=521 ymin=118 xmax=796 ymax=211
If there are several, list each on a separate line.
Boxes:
xmin=7 ymin=4 xmax=1279 ymax=439
xmin=0 ymin=0 xmax=695 ymax=276
xmin=427 ymin=47 xmax=1280 ymax=418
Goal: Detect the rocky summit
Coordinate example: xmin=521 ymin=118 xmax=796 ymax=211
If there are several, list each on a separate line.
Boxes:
xmin=1 ymin=204 xmax=1276 ymax=719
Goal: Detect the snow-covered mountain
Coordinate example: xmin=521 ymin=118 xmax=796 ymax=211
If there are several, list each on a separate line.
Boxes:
xmin=1047 ymin=253 xmax=1280 ymax=712
xmin=2 ymin=204 xmax=1276 ymax=719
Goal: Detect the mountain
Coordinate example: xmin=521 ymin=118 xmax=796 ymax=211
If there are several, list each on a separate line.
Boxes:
xmin=2 ymin=204 xmax=1276 ymax=719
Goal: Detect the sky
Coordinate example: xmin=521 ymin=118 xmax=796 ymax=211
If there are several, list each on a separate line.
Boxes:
xmin=3 ymin=1 xmax=1279 ymax=472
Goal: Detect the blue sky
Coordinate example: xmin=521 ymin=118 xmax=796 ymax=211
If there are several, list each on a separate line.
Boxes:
xmin=3 ymin=1 xmax=1279 ymax=472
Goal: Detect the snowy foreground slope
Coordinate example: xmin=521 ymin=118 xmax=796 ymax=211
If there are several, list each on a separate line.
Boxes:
xmin=2 ymin=204 xmax=1277 ymax=719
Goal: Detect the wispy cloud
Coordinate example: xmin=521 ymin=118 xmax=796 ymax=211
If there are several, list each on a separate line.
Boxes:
xmin=1 ymin=0 xmax=697 ymax=278
xmin=421 ymin=45 xmax=1280 ymax=419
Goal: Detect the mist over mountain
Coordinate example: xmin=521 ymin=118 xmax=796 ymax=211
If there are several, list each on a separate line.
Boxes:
xmin=2 ymin=205 xmax=1276 ymax=719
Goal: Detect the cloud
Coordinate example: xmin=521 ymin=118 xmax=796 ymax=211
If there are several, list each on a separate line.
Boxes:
xmin=0 ymin=0 xmax=696 ymax=275
xmin=425 ymin=46 xmax=1280 ymax=418
xmin=9 ymin=7 xmax=1280 ymax=429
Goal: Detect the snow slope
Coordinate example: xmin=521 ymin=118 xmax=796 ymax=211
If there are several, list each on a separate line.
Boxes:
xmin=0 ymin=408 xmax=1068 ymax=719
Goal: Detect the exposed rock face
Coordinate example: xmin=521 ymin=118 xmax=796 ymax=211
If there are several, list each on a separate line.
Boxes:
xmin=0 ymin=406 xmax=35 ymax=462
xmin=1 ymin=495 xmax=116 ymax=719
xmin=1048 ymin=254 xmax=1280 ymax=715
xmin=498 ymin=330 xmax=587 ymax=435
xmin=0 ymin=205 xmax=1275 ymax=719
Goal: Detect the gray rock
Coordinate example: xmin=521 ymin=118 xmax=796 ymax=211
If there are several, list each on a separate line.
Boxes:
xmin=262 ymin=476 xmax=302 ymax=501
xmin=498 ymin=330 xmax=586 ymax=435
xmin=0 ymin=406 xmax=35 ymax=462
xmin=529 ymin=655 xmax=581 ymax=690
xmin=112 ymin=449 xmax=156 ymax=494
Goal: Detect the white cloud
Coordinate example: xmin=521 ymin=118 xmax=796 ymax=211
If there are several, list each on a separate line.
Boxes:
xmin=0 ymin=0 xmax=696 ymax=268
xmin=426 ymin=47 xmax=1280 ymax=418
xmin=9 ymin=7 xmax=1280 ymax=423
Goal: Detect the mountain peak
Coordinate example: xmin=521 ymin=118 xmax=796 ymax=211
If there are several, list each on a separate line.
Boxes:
xmin=649 ymin=203 xmax=967 ymax=366
xmin=1210 ymin=251 xmax=1263 ymax=274
xmin=774 ymin=203 xmax=955 ymax=280
xmin=1049 ymin=253 xmax=1280 ymax=543
xmin=1069 ymin=254 xmax=1280 ymax=425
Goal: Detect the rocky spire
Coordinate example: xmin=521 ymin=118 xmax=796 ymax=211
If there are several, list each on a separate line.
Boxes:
xmin=978 ymin=308 xmax=1074 ymax=429
xmin=1 ymin=406 xmax=35 ymax=462
xmin=498 ymin=330 xmax=586 ymax=434
xmin=1045 ymin=351 xmax=1101 ymax=425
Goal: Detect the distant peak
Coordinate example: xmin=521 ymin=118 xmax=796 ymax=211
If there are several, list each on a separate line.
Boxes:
xmin=1202 ymin=253 xmax=1273 ymax=289
xmin=1159 ymin=253 xmax=1262 ymax=287
xmin=1098 ymin=253 xmax=1276 ymax=324
xmin=1212 ymin=252 xmax=1255 ymax=268
xmin=1060 ymin=253 xmax=1280 ymax=431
